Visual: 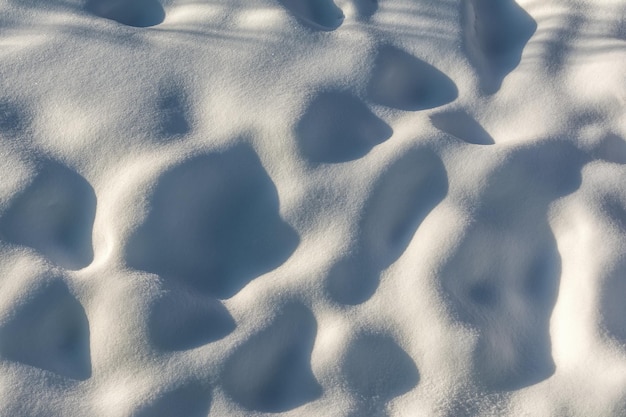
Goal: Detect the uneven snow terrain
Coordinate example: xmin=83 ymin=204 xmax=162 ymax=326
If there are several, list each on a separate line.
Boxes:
xmin=0 ymin=0 xmax=625 ymax=416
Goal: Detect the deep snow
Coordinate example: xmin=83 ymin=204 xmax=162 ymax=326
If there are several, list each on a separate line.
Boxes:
xmin=0 ymin=0 xmax=625 ymax=416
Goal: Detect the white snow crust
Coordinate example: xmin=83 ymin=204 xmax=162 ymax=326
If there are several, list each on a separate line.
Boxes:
xmin=0 ymin=0 xmax=625 ymax=416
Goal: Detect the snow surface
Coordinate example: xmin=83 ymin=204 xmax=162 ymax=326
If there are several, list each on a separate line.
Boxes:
xmin=0 ymin=0 xmax=625 ymax=416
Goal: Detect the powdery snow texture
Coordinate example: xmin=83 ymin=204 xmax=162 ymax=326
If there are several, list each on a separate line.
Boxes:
xmin=0 ymin=0 xmax=625 ymax=416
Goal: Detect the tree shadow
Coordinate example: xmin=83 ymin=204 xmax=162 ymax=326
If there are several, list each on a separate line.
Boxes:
xmin=540 ymin=12 xmax=584 ymax=75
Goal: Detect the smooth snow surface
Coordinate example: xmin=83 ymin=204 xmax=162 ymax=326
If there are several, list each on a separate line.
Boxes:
xmin=0 ymin=0 xmax=625 ymax=416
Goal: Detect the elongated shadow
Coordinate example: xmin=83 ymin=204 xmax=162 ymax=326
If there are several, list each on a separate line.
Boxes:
xmin=277 ymin=0 xmax=344 ymax=31
xmin=599 ymin=198 xmax=626 ymax=344
xmin=0 ymin=99 xmax=28 ymax=137
xmin=439 ymin=140 xmax=588 ymax=391
xmin=601 ymin=262 xmax=626 ymax=344
xmin=430 ymin=110 xmax=495 ymax=145
xmin=86 ymin=0 xmax=165 ymax=28
xmin=462 ymin=0 xmax=537 ymax=94
xmin=367 ymin=45 xmax=458 ymax=111
xmin=0 ymin=160 xmax=96 ymax=270
xmin=126 ymin=143 xmax=299 ymax=299
xmin=326 ymin=147 xmax=448 ymax=305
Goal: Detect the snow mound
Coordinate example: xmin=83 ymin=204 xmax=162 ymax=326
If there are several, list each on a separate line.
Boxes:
xmin=0 ymin=0 xmax=625 ymax=416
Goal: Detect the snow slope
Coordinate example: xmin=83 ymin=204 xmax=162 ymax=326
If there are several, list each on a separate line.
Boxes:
xmin=0 ymin=0 xmax=625 ymax=416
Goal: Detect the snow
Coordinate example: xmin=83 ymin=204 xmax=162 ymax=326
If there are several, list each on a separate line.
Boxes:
xmin=0 ymin=0 xmax=625 ymax=416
